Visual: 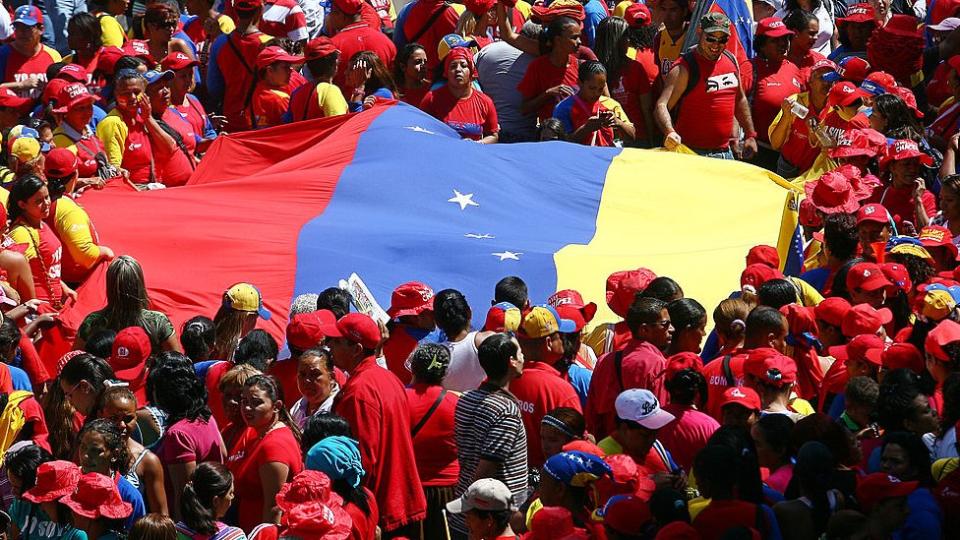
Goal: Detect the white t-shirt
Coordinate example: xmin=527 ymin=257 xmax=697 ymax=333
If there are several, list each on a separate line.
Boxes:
xmin=442 ymin=331 xmax=487 ymax=392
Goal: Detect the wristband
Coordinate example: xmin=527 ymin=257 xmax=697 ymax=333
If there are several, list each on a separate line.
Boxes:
xmin=744 ymin=131 xmax=758 ymax=139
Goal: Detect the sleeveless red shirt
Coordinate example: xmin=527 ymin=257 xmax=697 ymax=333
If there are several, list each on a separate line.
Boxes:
xmin=674 ymin=51 xmax=739 ymax=150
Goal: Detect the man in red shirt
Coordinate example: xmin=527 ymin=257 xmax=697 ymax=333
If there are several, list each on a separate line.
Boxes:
xmin=655 ymin=12 xmax=758 ymax=159
xmin=701 ymin=306 xmax=788 ymax=420
xmin=513 ymin=305 xmax=582 ymax=467
xmin=206 ymin=0 xmax=269 ymax=131
xmin=585 ymin=296 xmax=672 ymax=439
xmin=328 ymin=0 xmax=397 ymax=86
xmin=326 ymin=313 xmax=428 ymax=534
xmin=0 ymin=6 xmax=62 ymax=100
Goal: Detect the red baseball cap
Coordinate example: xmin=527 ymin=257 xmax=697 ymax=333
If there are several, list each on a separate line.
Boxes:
xmin=919 ymin=225 xmax=960 ymax=260
xmin=555 ymin=305 xmax=587 ymax=333
xmin=594 ymin=454 xmax=654 ymax=502
xmin=57 ymin=63 xmax=88 ymax=82
xmin=856 ymin=203 xmax=889 ymax=225
xmin=97 ymin=46 xmax=126 ymax=75
xmin=161 ymin=51 xmax=199 ymax=71
xmin=894 ymin=86 xmax=923 ymax=119
xmin=880 ymin=342 xmax=924 ymax=373
xmin=255 ymin=45 xmax=304 ymax=70
xmin=925 ymin=319 xmax=960 ymax=362
xmin=815 ymin=297 xmax=852 ymax=328
xmin=880 ymin=263 xmax=912 ymax=294
xmin=883 ymin=139 xmax=934 ymax=166
xmin=41 ymin=78 xmax=68 ymax=105
xmin=123 ymin=39 xmax=153 ymax=61
xmin=825 ymin=81 xmax=869 ymax=109
xmin=862 ymin=71 xmax=898 ymax=95
xmin=830 ymin=333 xmax=885 ymax=364
xmin=846 ymin=262 xmax=892 ymax=292
xmin=44 ymin=147 xmax=79 ymax=179
xmin=52 ymin=82 xmax=98 ymax=113
xmin=841 ymin=304 xmax=893 ymax=337
xmin=837 ymin=3 xmax=876 ymax=24
xmin=740 ymin=263 xmax=784 ymax=292
xmin=663 ymin=352 xmax=703 ymax=381
xmin=109 ymin=326 xmax=150 ymax=402
xmin=719 ymin=386 xmax=761 ymax=411
xmin=606 ymin=268 xmax=657 ymax=317
xmin=286 ymin=309 xmax=336 ymax=350
xmin=525 ymin=506 xmax=589 ymax=540
xmin=856 ymin=473 xmax=918 ymax=512
xmin=744 ymin=348 xmax=797 ymax=387
xmin=756 ymin=17 xmax=794 ymax=38
xmin=331 ymin=0 xmax=363 ymax=15
xmin=386 ymin=281 xmax=434 ymax=319
xmin=548 ymin=289 xmax=598 ymax=323
xmin=746 ymin=245 xmax=780 ymax=269
xmin=234 ymin=0 xmax=264 ymax=10
xmin=304 ymin=37 xmax=339 ymax=61
xmin=624 ymin=3 xmax=652 ymax=29
xmin=319 ymin=313 xmax=381 ymax=349
xmin=837 ymin=56 xmax=871 ymax=83
xmin=597 ymin=495 xmax=652 ymax=536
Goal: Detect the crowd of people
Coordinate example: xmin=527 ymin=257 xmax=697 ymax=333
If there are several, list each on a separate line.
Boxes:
xmin=1 ymin=0 xmax=960 ymax=539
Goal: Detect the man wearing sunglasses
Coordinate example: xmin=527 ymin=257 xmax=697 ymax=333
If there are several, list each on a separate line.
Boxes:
xmin=655 ymin=12 xmax=758 ymax=161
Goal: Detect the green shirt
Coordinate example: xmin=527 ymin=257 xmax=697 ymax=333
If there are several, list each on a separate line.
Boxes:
xmin=77 ymin=308 xmax=175 ymax=350
xmin=9 ymin=499 xmax=87 ymax=540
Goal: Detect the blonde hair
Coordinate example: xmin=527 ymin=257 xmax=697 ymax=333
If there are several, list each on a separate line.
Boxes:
xmin=218 ymin=364 xmax=261 ymax=393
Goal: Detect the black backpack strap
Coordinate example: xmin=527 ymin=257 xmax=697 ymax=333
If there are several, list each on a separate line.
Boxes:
xmin=722 ymin=354 xmax=735 ymax=387
xmin=411 ymin=389 xmax=447 ymax=437
xmin=408 ymin=3 xmax=450 ymax=45
xmin=672 ymin=50 xmax=699 ymax=115
xmin=614 ymin=350 xmax=625 ymax=391
xmin=225 ymin=34 xmax=260 ymax=129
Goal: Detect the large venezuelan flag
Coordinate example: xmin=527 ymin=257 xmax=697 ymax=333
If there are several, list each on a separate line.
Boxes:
xmin=54 ymin=102 xmax=797 ymax=351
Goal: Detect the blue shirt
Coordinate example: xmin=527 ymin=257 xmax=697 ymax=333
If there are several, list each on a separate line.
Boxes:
xmin=894 ymin=487 xmax=943 ymax=540
xmin=582 ymin=0 xmax=608 ymax=48
xmin=118 ymin=476 xmax=145 ymax=529
xmin=567 ymin=363 xmax=592 ymax=408
xmin=9 ymin=364 xmax=30 ymax=391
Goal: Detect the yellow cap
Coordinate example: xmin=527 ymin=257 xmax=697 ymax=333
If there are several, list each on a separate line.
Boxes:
xmin=222 ymin=283 xmax=271 ymax=320
xmin=923 ymin=290 xmax=957 ymax=321
xmin=890 ymin=243 xmax=933 ymax=261
xmin=10 ymin=137 xmax=40 ymax=163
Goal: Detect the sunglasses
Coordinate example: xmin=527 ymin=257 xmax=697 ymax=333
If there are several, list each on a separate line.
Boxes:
xmin=643 ymin=319 xmax=672 ymax=329
xmin=704 ymin=35 xmax=729 ymax=44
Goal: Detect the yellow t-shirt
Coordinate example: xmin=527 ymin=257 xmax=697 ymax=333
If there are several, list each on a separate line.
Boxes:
xmin=8 ymin=224 xmax=42 ymax=261
xmin=315 ymin=82 xmax=348 ymax=117
xmin=613 ymin=0 xmax=633 ymax=17
xmin=98 ymin=14 xmax=127 ymax=48
xmin=52 ymin=197 xmax=100 ymax=272
xmin=657 ymin=29 xmax=687 ymax=74
xmin=95 ymin=111 xmax=128 ymax=168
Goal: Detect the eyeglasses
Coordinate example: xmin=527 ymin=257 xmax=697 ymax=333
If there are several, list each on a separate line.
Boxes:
xmin=154 ymin=21 xmax=177 ymax=29
xmin=704 ymin=35 xmax=729 ymax=45
xmin=643 ymin=319 xmax=672 ymax=329
xmin=63 ymin=381 xmax=83 ymax=399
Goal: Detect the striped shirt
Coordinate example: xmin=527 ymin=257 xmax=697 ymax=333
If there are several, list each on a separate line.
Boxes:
xmin=260 ymin=0 xmax=309 ymax=42
xmin=451 ymin=382 xmax=528 ymax=533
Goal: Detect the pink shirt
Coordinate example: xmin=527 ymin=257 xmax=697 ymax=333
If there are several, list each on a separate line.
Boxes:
xmin=657 ymin=403 xmax=719 ymax=472
xmin=157 ymin=417 xmax=227 ymax=502
xmin=766 ymin=463 xmax=794 ymax=495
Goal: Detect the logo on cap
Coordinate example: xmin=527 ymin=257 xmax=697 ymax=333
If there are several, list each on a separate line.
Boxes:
xmin=640 ymin=397 xmax=658 ymax=416
xmin=766 ymin=368 xmax=783 ymax=382
xmin=117 ymin=346 xmax=130 ymax=358
xmin=731 ymin=388 xmax=746 ymax=398
xmin=862 ymin=269 xmax=871 ymax=277
xmin=864 ymin=205 xmax=876 ymax=215
xmin=851 ymin=6 xmax=869 ymax=14
xmin=842 ymin=85 xmax=855 ymax=94
xmin=894 ymin=140 xmax=918 ymax=153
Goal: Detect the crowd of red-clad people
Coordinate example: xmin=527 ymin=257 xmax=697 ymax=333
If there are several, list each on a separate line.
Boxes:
xmin=5 ymin=0 xmax=960 ymax=539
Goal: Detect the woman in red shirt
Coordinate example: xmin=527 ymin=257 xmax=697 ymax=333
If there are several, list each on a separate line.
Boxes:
xmin=518 ymin=16 xmax=582 ymax=121
xmin=594 ymin=4 xmax=659 ymax=146
xmin=393 ymin=44 xmax=430 ymax=108
xmin=784 ymin=9 xmax=826 ymax=81
xmin=228 ymin=374 xmax=303 ymax=531
xmin=421 ymin=47 xmax=499 ymax=143
xmin=6 ymin=175 xmax=73 ymax=306
xmin=879 ymin=139 xmax=938 ymax=228
xmin=405 ymin=343 xmax=460 ymax=540
xmin=750 ymin=17 xmax=802 ymax=170
xmin=145 ymin=69 xmax=197 ymax=187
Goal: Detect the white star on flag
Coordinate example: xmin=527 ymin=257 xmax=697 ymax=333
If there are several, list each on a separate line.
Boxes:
xmin=492 ymin=251 xmax=522 ymax=261
xmin=448 ymin=190 xmax=479 ymax=210
xmin=405 ymin=126 xmax=435 ymax=134
xmin=465 ymin=233 xmax=494 ymax=239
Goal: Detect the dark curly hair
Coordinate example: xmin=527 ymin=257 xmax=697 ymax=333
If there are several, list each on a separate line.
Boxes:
xmin=149 ymin=352 xmax=211 ymax=424
xmin=79 ymin=418 xmax=132 ymax=475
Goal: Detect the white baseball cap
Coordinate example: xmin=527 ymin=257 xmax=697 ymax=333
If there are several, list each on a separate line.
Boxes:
xmin=615 ymin=389 xmax=676 ymax=430
xmin=446 ymin=478 xmax=515 ymax=514
xmin=930 ymin=17 xmax=960 ymax=32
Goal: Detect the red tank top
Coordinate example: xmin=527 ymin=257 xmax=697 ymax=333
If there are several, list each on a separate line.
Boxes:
xmin=674 ymin=51 xmax=739 ymax=150
xmin=121 ymin=119 xmax=155 ymax=183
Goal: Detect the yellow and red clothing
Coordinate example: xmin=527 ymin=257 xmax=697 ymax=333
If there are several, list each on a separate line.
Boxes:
xmin=610 ymin=49 xmax=658 ymax=138
xmin=769 ymin=91 xmax=822 ymax=172
xmin=553 ymin=94 xmax=630 ymax=146
xmin=96 ymin=109 xmax=156 ymax=183
xmin=253 ymin=83 xmax=290 ymax=129
xmin=0 ymin=44 xmax=63 ymax=100
xmin=286 ymin=81 xmax=348 ymax=122
xmin=52 ymin=123 xmax=107 ymax=179
xmin=44 ymin=197 xmax=100 ymax=284
xmin=7 ymin=222 xmax=63 ymax=304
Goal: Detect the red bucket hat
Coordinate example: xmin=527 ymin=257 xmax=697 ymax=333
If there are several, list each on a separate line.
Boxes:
xmin=919 ymin=225 xmax=960 ymax=261
xmin=804 ymin=171 xmax=861 ymax=214
xmin=746 ymin=245 xmax=780 ymax=269
xmin=606 ymin=268 xmax=657 ymax=317
xmin=276 ymin=471 xmax=353 ymax=539
xmin=548 ymin=289 xmax=598 ymax=323
xmin=22 ymin=460 xmax=81 ymax=503
xmin=883 ymin=139 xmax=934 ymax=167
xmin=386 ymin=281 xmax=434 ymax=318
xmin=61 ymin=472 xmax=133 ymax=520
